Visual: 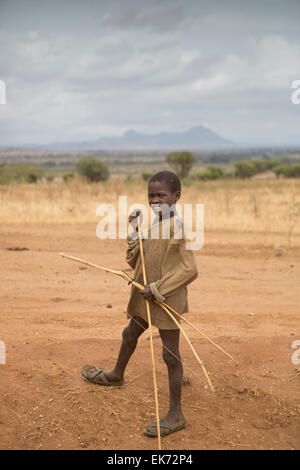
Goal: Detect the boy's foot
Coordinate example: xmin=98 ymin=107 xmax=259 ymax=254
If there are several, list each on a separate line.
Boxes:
xmin=144 ymin=415 xmax=186 ymax=437
xmin=81 ymin=365 xmax=124 ymax=386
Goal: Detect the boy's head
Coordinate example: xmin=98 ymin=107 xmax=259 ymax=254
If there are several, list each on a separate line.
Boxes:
xmin=148 ymin=170 xmax=181 ymax=217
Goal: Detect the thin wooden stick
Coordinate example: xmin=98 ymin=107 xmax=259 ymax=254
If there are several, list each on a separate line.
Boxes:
xmin=137 ymin=220 xmax=161 ymax=450
xmin=60 ymin=253 xmax=126 ymax=278
xmin=158 ymin=302 xmax=239 ymax=366
xmin=157 ymin=302 xmax=214 ymax=390
xmin=59 ymin=252 xmax=238 ymax=365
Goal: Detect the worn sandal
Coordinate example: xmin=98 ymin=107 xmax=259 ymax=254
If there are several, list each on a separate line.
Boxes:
xmin=144 ymin=419 xmax=186 ymax=437
xmin=81 ymin=365 xmax=124 ymax=386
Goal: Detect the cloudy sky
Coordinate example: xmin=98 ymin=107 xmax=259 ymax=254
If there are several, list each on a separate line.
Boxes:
xmin=0 ymin=0 xmax=300 ymax=146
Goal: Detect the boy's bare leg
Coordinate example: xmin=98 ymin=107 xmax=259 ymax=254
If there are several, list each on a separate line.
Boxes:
xmin=145 ymin=328 xmax=185 ymax=434
xmin=101 ymin=316 xmax=148 ymax=383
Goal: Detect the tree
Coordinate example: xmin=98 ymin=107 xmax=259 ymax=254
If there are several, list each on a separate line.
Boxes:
xmin=166 ymin=151 xmax=196 ymax=179
xmin=76 ymin=157 xmax=109 ymax=182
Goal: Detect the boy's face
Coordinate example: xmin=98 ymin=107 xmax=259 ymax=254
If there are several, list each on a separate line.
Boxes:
xmin=148 ymin=180 xmax=180 ymax=217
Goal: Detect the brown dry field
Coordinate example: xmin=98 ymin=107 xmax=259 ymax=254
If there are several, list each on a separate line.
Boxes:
xmin=0 ymin=219 xmax=299 ymax=450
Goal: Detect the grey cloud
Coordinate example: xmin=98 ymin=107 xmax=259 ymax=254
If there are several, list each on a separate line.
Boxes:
xmin=102 ymin=0 xmax=189 ymax=33
xmin=0 ymin=0 xmax=300 ymax=146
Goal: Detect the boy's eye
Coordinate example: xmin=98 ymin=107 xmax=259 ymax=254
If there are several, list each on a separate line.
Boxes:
xmin=148 ymin=193 xmax=168 ymax=198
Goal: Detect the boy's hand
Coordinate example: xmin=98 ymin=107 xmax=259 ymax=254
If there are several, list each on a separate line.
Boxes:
xmin=139 ymin=284 xmax=154 ymax=301
xmin=128 ymin=209 xmax=143 ymax=231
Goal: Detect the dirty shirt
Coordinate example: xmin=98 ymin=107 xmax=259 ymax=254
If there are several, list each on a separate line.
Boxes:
xmin=126 ymin=216 xmax=198 ymax=330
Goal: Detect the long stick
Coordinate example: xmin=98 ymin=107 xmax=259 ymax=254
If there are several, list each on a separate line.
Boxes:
xmin=136 ymin=220 xmax=161 ymax=449
xmin=159 ymin=302 xmax=239 ymax=366
xmin=59 ymin=252 xmax=238 ymax=365
xmin=60 ymin=253 xmax=127 ymax=278
xmin=157 ymin=302 xmax=214 ymax=390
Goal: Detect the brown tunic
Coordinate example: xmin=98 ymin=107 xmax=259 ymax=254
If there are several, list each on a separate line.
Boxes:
xmin=126 ymin=217 xmax=198 ymax=330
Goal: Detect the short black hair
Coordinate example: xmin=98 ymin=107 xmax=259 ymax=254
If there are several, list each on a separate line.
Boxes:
xmin=148 ymin=170 xmax=181 ymax=193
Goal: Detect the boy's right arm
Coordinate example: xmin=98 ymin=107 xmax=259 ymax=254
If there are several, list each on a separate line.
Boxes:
xmin=126 ymin=235 xmax=140 ymax=269
xmin=126 ymin=209 xmax=141 ymax=269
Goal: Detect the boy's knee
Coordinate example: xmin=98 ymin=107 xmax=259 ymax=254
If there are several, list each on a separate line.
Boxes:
xmin=162 ymin=347 xmax=179 ymax=366
xmin=122 ymin=325 xmax=138 ymax=345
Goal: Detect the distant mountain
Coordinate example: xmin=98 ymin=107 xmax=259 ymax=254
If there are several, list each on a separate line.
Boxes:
xmin=38 ymin=125 xmax=232 ymax=151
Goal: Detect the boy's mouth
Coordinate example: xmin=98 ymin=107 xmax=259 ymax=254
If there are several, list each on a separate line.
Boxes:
xmin=151 ymin=204 xmax=161 ymax=213
xmin=151 ymin=203 xmax=175 ymax=217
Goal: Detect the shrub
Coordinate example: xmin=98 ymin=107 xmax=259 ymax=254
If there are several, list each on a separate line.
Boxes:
xmin=41 ymin=160 xmax=56 ymax=168
xmin=62 ymin=171 xmax=75 ymax=182
xmin=197 ymin=167 xmax=224 ymax=181
xmin=273 ymin=163 xmax=300 ymax=178
xmin=142 ymin=171 xmax=154 ymax=182
xmin=75 ymin=157 xmax=109 ymax=182
xmin=182 ymin=177 xmax=193 ymax=187
xmin=124 ymin=174 xmax=133 ymax=184
xmin=0 ymin=165 xmax=44 ymax=184
xmin=223 ymin=171 xmax=235 ymax=179
xmin=287 ymin=163 xmax=300 ymax=177
xmin=234 ymin=159 xmax=281 ymax=179
xmin=234 ymin=161 xmax=258 ymax=178
xmin=265 ymin=158 xmax=281 ymax=169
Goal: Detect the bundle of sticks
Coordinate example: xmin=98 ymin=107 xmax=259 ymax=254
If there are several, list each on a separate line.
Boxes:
xmin=59 ymin=221 xmax=238 ymax=449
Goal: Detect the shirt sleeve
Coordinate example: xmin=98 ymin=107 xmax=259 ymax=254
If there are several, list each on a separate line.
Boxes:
xmin=149 ymin=241 xmax=198 ymax=301
xmin=126 ymin=235 xmax=140 ymax=269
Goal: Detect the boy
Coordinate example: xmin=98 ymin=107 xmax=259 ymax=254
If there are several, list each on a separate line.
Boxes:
xmin=82 ymin=170 xmax=198 ymax=437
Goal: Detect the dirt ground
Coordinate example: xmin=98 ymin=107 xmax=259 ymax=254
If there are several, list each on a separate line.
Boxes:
xmin=0 ymin=224 xmax=299 ymax=450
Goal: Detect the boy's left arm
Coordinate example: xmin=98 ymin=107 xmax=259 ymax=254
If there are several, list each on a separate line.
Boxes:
xmin=149 ymin=242 xmax=198 ymax=302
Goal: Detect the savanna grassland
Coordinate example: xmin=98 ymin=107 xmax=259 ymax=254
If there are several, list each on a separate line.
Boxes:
xmin=0 ymin=163 xmax=299 ymax=450
xmin=1 ymin=177 xmax=300 ymax=248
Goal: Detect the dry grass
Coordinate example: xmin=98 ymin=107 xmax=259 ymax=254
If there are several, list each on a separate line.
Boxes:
xmin=1 ymin=177 xmax=300 ymax=247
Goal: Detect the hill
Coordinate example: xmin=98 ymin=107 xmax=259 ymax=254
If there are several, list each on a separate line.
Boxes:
xmin=38 ymin=125 xmax=231 ymax=151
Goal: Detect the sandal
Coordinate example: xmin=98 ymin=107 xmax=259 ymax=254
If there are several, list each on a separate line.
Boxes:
xmin=81 ymin=365 xmax=124 ymax=386
xmin=144 ymin=419 xmax=186 ymax=437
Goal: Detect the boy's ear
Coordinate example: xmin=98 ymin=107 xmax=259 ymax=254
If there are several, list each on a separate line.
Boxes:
xmin=174 ymin=190 xmax=181 ymax=202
